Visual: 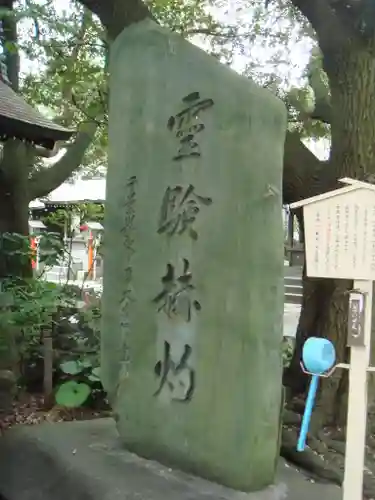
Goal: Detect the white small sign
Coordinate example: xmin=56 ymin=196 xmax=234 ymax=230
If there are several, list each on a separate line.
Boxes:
xmin=291 ymin=178 xmax=375 ymax=280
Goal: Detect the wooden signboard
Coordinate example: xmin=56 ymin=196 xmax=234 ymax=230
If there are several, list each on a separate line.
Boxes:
xmin=293 ymin=178 xmax=375 ymax=280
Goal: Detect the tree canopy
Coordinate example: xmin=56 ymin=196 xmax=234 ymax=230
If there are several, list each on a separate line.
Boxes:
xmin=8 ymin=0 xmax=335 ymax=202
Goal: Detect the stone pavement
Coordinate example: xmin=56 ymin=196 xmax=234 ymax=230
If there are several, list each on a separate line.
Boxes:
xmin=0 ymin=418 xmax=342 ymax=500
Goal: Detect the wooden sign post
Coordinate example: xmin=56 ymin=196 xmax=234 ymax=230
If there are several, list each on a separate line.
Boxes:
xmin=291 ymin=177 xmax=375 ymax=500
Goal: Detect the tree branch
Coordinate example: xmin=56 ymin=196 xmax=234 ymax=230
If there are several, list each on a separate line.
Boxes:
xmin=77 ymin=0 xmax=154 ymax=40
xmin=283 ymin=131 xmax=328 ymax=205
xmin=1 ymin=0 xmax=20 ymax=91
xmin=58 ymin=8 xmax=93 ymax=127
xmin=310 ymin=98 xmax=331 ymax=124
xmin=286 ymin=60 xmax=332 ymax=125
xmin=21 ymin=9 xmax=93 ymax=164
xmin=27 ymin=121 xmax=98 ymax=200
xmin=34 ymin=143 xmax=69 ymax=158
xmin=182 ymin=27 xmax=238 ymax=38
xmin=307 ymin=62 xmax=331 ymax=124
xmin=290 ymin=0 xmax=349 ymax=53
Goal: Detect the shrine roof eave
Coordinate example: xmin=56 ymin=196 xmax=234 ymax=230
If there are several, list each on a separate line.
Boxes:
xmin=0 ymin=114 xmax=73 ymax=149
xmin=30 ymin=199 xmax=105 ymax=209
xmin=0 ymin=80 xmax=74 ymax=149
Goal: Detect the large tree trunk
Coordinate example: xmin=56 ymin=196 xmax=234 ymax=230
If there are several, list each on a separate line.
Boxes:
xmin=285 ymin=272 xmax=351 ymax=426
xmin=0 ymin=142 xmax=34 ymax=279
xmin=77 ymin=0 xmax=153 ymax=40
xmin=286 ymin=42 xmax=375 ymax=427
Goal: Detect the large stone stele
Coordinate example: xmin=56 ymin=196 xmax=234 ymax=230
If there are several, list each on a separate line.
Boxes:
xmin=102 ymin=19 xmax=287 ymax=492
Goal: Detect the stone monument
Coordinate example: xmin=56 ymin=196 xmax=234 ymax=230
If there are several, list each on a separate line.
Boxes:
xmin=102 ymin=19 xmax=287 ymax=492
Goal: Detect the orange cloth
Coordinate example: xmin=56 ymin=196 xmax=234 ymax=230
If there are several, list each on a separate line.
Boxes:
xmin=30 ymin=237 xmax=36 ymax=269
xmin=87 ymin=232 xmax=93 ymax=278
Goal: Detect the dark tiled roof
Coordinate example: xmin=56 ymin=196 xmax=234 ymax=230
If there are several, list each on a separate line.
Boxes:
xmin=0 ymin=79 xmax=74 ymax=149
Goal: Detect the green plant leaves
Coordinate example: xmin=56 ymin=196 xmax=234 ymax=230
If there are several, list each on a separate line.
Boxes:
xmin=59 ymin=360 xmax=83 ymax=375
xmin=38 ymin=232 xmax=65 ymax=267
xmin=0 ymin=275 xmax=75 ymax=337
xmin=55 ymin=381 xmax=91 ymax=408
xmin=80 ymin=358 xmax=93 ymax=368
xmin=59 ymin=359 xmax=101 ymax=386
xmin=282 ymin=338 xmax=295 ymax=369
xmin=87 ymin=366 xmax=101 ymax=382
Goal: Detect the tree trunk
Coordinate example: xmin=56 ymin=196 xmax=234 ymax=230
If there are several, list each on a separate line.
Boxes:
xmin=286 ymin=42 xmax=375 ymax=427
xmin=286 ymin=273 xmax=351 ymax=426
xmin=77 ymin=0 xmax=153 ymax=40
xmin=0 ymin=141 xmax=34 ymax=279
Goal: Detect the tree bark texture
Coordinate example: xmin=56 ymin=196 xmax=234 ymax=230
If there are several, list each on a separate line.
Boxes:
xmin=77 ymin=0 xmax=154 ymax=40
xmin=0 ymin=141 xmax=35 ymax=279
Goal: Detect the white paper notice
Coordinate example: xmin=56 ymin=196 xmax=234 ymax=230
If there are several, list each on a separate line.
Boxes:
xmin=304 ymin=190 xmax=375 ymax=279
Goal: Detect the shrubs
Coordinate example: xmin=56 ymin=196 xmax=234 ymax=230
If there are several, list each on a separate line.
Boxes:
xmin=0 ymin=232 xmax=105 ymax=410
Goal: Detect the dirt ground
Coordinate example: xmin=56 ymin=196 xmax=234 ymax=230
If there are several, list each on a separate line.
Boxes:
xmin=0 ymin=393 xmax=111 ymax=433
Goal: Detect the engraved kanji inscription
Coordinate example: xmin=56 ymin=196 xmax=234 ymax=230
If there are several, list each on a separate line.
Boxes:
xmin=158 ymin=184 xmax=212 ymax=240
xmin=168 ymin=91 xmax=214 ymax=161
xmin=154 ymin=341 xmax=195 ymax=401
xmin=119 ymin=175 xmax=137 ymax=368
xmin=120 ymin=175 xmax=137 ymax=253
xmin=152 ymin=258 xmax=201 ymax=322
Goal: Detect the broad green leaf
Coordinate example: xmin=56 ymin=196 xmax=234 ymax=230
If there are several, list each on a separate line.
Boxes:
xmin=87 ymin=366 xmax=101 ymax=382
xmin=59 ymin=360 xmax=83 ymax=375
xmin=55 ymin=381 xmax=91 ymax=408
xmin=80 ymin=358 xmax=92 ymax=368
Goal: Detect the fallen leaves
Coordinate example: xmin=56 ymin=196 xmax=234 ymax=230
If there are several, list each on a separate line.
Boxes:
xmin=0 ymin=393 xmax=109 ymax=434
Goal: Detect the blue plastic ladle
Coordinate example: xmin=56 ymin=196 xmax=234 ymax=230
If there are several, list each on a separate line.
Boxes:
xmin=297 ymin=337 xmax=336 ymax=452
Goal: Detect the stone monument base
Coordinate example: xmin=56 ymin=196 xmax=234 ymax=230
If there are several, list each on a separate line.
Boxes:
xmin=0 ymin=418 xmax=341 ymax=500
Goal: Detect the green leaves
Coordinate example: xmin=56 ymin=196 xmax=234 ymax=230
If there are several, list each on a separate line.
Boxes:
xmin=57 ymin=353 xmax=102 ymax=407
xmin=60 ymin=360 xmax=84 ymax=375
xmin=150 ymin=0 xmax=219 ymax=35
xmin=59 ymin=358 xmax=100 ymax=376
xmin=18 ymin=1 xmax=107 ymax=177
xmin=0 ymin=277 xmax=72 ymax=338
xmin=58 ymin=359 xmax=101 ymax=407
xmin=87 ymin=366 xmax=101 ymax=382
xmin=38 ymin=232 xmax=65 ymax=267
xmin=55 ymin=380 xmax=91 ymax=408
xmin=282 ymin=338 xmax=294 ymax=369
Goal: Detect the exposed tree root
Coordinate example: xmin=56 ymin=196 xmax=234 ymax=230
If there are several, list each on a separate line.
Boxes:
xmin=280 ymin=427 xmax=343 ymax=485
xmin=282 ymin=409 xmax=301 ymax=425
xmin=326 ymin=439 xmax=345 ymax=455
xmin=281 ymin=426 xmax=375 ymax=499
